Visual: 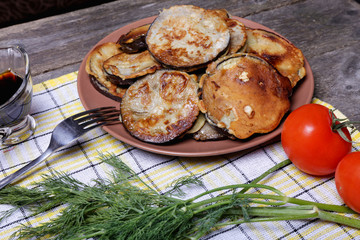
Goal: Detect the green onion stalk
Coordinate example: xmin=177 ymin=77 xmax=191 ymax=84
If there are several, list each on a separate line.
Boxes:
xmin=0 ymin=153 xmax=359 ymax=240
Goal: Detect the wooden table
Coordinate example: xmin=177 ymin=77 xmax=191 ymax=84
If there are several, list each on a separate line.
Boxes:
xmin=0 ymin=0 xmax=359 ymax=121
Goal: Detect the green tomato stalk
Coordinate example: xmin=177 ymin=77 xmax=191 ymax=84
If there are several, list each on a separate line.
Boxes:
xmin=330 ymin=108 xmax=360 ymax=143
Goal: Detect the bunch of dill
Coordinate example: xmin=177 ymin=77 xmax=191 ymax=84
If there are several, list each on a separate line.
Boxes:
xmin=0 ymin=153 xmax=359 ymax=240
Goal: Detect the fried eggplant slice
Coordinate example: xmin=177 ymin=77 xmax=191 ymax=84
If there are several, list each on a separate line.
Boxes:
xmin=199 ymin=53 xmax=292 ymax=139
xmin=103 ymin=50 xmax=162 ymax=85
xmin=227 ymin=18 xmax=247 ymax=54
xmin=245 ymin=28 xmax=306 ymax=87
xmin=192 ymin=120 xmax=230 ymax=141
xmin=210 ymin=8 xmax=230 ymax=19
xmin=85 ymin=42 xmax=127 ymax=101
xmin=146 ymin=5 xmax=230 ymax=71
xmin=121 ymin=69 xmax=200 ymax=143
xmin=186 ymin=112 xmax=206 ymax=134
xmin=117 ymin=24 xmax=150 ymax=53
xmin=188 ymin=112 xmax=230 ymax=141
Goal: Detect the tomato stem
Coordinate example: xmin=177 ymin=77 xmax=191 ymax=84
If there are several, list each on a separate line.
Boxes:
xmin=329 ymin=108 xmax=360 ymax=143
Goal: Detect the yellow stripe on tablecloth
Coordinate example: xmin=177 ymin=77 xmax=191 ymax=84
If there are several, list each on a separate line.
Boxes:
xmin=2 ymin=72 xmax=360 ymax=240
xmin=268 ymin=144 xmax=289 ymax=162
xmin=5 ymin=71 xmax=128 ymax=187
xmin=33 ymin=72 xmax=78 ymax=92
xmin=129 ymin=159 xmax=226 ymax=192
xmin=0 ymin=73 xmax=130 ymax=239
xmin=16 ymin=132 xmax=129 ymax=188
xmin=140 ymin=163 xmax=190 ymax=190
xmin=34 ymin=109 xmax=65 ymax=136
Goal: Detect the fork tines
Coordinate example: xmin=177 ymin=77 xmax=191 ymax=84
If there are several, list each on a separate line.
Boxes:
xmin=73 ymin=107 xmax=121 ymax=130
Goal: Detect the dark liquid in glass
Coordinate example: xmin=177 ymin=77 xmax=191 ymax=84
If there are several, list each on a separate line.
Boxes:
xmin=0 ymin=69 xmax=32 ymax=126
xmin=0 ymin=70 xmax=23 ymax=105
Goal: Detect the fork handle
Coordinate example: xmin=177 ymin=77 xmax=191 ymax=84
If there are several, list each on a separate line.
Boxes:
xmin=0 ymin=148 xmax=54 ymax=189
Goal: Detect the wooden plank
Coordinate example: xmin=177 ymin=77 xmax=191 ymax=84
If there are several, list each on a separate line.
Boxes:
xmin=0 ymin=0 xmax=359 ymax=121
xmin=246 ymin=0 xmax=360 ymax=121
xmin=0 ymin=0 xmax=303 ymax=82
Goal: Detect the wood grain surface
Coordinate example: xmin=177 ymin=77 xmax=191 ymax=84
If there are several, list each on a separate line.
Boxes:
xmin=0 ymin=0 xmax=359 ymax=121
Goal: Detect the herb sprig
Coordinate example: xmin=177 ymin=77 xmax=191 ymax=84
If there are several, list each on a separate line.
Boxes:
xmin=1 ymin=153 xmax=359 ymax=240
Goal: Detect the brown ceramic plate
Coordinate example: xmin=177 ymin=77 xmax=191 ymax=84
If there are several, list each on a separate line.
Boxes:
xmin=77 ymin=16 xmax=314 ymax=157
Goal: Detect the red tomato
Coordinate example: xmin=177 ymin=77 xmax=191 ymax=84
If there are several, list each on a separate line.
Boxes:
xmin=281 ymin=104 xmax=351 ymax=176
xmin=335 ymin=152 xmax=360 ymax=213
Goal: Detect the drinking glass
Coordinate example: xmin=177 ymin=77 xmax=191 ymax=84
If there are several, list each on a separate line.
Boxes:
xmin=0 ymin=46 xmax=36 ymax=145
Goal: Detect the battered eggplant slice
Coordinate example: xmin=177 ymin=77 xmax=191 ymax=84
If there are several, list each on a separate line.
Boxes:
xmin=146 ymin=5 xmax=230 ymax=71
xmin=226 ymin=18 xmax=247 ymax=54
xmin=103 ymin=50 xmax=162 ymax=85
xmin=85 ymin=42 xmax=127 ymax=101
xmin=192 ymin=121 xmax=231 ymax=141
xmin=186 ymin=112 xmax=206 ymax=134
xmin=199 ymin=53 xmax=292 ymax=139
xmin=188 ymin=113 xmax=230 ymax=141
xmin=121 ymin=69 xmax=200 ymax=143
xmin=117 ymin=24 xmax=150 ymax=53
xmin=245 ymin=28 xmax=306 ymax=88
xmin=210 ymin=8 xmax=230 ymax=20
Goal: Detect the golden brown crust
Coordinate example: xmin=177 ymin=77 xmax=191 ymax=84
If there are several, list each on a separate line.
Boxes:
xmin=209 ymin=8 xmax=230 ymax=20
xmin=121 ymin=69 xmax=199 ymax=143
xmin=226 ymin=18 xmax=247 ymax=54
xmin=85 ymin=41 xmax=162 ymax=101
xmin=84 ymin=5 xmax=308 ymax=143
xmin=146 ymin=5 xmax=230 ymax=70
xmin=200 ymin=53 xmax=292 ymax=139
xmin=85 ymin=42 xmax=121 ymax=79
xmin=103 ymin=50 xmax=162 ymax=81
xmin=85 ymin=42 xmax=127 ymax=101
xmin=245 ymin=28 xmax=306 ymax=87
xmin=89 ymin=75 xmax=127 ymax=102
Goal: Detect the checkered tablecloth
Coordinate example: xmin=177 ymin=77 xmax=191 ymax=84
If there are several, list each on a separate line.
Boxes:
xmin=1 ymin=72 xmax=360 ymax=239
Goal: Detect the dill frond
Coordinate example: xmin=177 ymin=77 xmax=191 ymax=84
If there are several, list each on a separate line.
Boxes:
xmin=164 ymin=174 xmax=204 ymax=197
xmin=1 ymin=155 xmax=360 ymax=240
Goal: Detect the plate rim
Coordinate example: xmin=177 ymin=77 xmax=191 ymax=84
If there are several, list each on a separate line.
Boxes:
xmin=77 ymin=15 xmax=314 ymax=157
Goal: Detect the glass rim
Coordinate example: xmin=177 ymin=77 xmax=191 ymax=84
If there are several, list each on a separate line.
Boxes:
xmin=0 ymin=45 xmax=30 ymax=109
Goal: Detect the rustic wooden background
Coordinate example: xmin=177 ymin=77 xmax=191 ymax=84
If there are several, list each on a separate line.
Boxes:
xmin=0 ymin=0 xmax=359 ymax=121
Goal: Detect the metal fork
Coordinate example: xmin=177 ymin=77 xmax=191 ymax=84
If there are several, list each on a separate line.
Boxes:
xmin=0 ymin=106 xmax=121 ymax=189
